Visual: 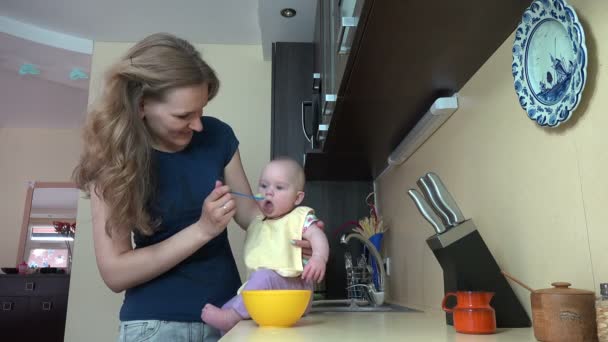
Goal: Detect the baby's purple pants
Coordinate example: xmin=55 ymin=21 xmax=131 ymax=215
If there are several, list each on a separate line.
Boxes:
xmin=222 ymin=268 xmax=314 ymax=319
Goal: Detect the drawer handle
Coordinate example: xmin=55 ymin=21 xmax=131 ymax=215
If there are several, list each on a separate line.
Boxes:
xmin=2 ymin=302 xmax=13 ymax=311
xmin=337 ymin=16 xmax=359 ymax=55
xmin=42 ymin=301 xmax=52 ymax=311
xmin=322 ymin=94 xmax=337 ymax=116
xmin=313 ymin=73 xmax=321 ymax=92
xmin=25 ymin=281 xmax=35 ymax=291
xmin=301 ymin=100 xmax=313 ymax=144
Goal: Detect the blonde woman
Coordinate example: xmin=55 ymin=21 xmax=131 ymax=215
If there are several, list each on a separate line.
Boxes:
xmin=74 ymin=33 xmax=315 ymax=342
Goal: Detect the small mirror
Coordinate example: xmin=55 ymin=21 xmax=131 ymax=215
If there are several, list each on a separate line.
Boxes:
xmin=17 ymin=182 xmax=79 ymax=271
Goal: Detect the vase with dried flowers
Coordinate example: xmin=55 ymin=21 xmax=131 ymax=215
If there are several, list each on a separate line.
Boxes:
xmin=53 ymin=221 xmax=76 ymax=271
xmin=333 ymin=192 xmax=388 ymax=290
xmin=356 ymin=192 xmax=387 ymax=289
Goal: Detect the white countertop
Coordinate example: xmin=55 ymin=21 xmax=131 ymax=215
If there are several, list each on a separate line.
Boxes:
xmin=220 ymin=310 xmax=536 ymax=342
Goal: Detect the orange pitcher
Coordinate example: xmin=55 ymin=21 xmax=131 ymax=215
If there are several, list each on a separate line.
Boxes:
xmin=441 ymin=291 xmax=496 ymax=334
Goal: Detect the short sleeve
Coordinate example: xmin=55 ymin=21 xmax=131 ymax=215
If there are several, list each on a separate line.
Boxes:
xmin=220 ymin=121 xmax=239 ymax=167
xmin=302 ymin=212 xmax=319 ymax=233
xmin=200 ymin=116 xmax=240 ymax=167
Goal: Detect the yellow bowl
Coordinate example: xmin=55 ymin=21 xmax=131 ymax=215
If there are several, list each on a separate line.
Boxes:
xmin=241 ymin=289 xmax=312 ymax=327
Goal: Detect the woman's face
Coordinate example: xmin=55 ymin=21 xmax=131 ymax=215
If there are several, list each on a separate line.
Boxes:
xmin=142 ymin=84 xmax=209 ymax=152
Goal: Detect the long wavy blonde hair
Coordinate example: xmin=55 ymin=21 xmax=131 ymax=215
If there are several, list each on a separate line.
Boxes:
xmin=73 ymin=33 xmax=220 ymax=237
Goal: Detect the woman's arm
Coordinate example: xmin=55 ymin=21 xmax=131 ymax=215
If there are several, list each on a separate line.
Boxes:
xmin=91 ymin=183 xmax=235 ymax=293
xmin=223 ymin=149 xmax=261 ymax=230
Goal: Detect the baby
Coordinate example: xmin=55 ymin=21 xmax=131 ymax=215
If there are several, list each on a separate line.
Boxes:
xmin=201 ymin=157 xmax=329 ymax=332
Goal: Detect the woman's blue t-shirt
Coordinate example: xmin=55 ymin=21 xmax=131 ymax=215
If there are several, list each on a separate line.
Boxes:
xmin=119 ymin=116 xmax=242 ymax=322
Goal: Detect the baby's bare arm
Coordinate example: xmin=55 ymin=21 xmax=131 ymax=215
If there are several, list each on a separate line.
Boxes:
xmin=302 ymin=223 xmax=329 ymax=262
xmin=301 ymin=223 xmax=329 ymax=282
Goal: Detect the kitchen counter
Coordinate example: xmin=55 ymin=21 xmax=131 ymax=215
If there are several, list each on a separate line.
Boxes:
xmin=220 ymin=310 xmax=536 ymax=341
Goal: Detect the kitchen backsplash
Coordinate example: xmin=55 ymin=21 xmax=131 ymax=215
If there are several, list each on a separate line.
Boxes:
xmin=374 ymin=0 xmax=606 ymax=316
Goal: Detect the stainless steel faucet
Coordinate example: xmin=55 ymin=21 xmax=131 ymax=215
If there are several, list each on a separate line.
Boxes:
xmin=340 ymin=233 xmax=386 ymax=305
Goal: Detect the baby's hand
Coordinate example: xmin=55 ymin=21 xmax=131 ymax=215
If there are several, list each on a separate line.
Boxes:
xmin=301 ymin=255 xmax=326 ymax=283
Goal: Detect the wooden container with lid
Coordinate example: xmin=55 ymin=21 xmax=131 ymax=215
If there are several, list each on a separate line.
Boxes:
xmin=532 ymin=282 xmax=598 ymax=342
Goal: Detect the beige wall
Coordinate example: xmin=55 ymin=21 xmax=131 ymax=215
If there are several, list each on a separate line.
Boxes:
xmin=376 ymin=0 xmax=606 ymax=316
xmin=0 ymin=128 xmax=81 ymax=266
xmin=64 ymin=42 xmax=271 ymax=342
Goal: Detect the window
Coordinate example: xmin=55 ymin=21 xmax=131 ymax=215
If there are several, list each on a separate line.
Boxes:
xmin=27 ymin=248 xmax=69 ymax=268
xmin=25 ymin=223 xmax=74 ymax=268
xmin=18 ymin=183 xmax=78 ymax=269
xmin=30 ymin=224 xmax=74 ymax=241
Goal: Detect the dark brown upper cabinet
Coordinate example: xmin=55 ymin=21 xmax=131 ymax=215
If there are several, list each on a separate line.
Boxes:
xmin=270 ymin=42 xmax=373 ymax=299
xmin=305 ymin=0 xmax=531 ymax=181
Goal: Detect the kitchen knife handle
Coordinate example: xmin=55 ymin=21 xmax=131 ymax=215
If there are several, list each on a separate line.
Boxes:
xmin=408 ymin=189 xmax=447 ymax=234
xmin=417 ymin=176 xmax=451 ymax=227
xmin=426 ymin=172 xmax=466 ymax=225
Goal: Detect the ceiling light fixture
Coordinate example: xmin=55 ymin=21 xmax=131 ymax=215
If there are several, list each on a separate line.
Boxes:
xmin=280 ymin=8 xmax=297 ymax=18
xmin=19 ymin=63 xmax=40 ymax=76
xmin=69 ymin=68 xmax=89 ymax=80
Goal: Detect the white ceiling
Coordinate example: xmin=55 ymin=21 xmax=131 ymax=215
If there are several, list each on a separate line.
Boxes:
xmin=0 ymin=0 xmax=317 ymax=128
xmin=258 ymin=0 xmax=318 ymax=60
xmin=32 ymin=187 xmax=79 ymax=211
xmin=0 ymin=0 xmax=317 ymax=60
xmin=0 ymin=32 xmax=90 ymax=128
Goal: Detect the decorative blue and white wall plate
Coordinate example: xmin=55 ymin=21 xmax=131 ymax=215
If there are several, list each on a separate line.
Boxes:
xmin=512 ymin=0 xmax=587 ymax=127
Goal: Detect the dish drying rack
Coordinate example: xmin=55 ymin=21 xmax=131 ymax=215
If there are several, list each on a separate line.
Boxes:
xmin=345 ymin=252 xmax=372 ymax=300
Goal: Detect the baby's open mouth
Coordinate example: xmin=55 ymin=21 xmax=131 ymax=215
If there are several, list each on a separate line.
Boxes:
xmin=262 ymin=200 xmax=274 ymax=215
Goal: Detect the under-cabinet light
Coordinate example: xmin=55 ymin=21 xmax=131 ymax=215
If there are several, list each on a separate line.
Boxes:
xmin=387 ymin=95 xmax=459 ymax=166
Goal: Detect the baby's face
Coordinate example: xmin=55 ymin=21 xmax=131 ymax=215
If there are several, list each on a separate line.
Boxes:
xmin=257 ymin=162 xmax=303 ymax=218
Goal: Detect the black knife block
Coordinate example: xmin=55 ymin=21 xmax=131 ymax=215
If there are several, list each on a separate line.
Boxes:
xmin=427 ymin=220 xmax=531 ymax=328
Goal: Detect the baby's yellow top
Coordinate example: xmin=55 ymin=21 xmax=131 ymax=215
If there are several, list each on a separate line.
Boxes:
xmin=243 ymin=206 xmax=313 ymax=277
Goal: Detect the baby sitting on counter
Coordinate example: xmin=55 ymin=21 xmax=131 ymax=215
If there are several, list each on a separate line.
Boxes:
xmin=201 ymin=157 xmax=329 ymax=332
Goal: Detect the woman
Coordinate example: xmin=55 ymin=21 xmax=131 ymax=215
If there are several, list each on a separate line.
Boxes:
xmin=74 ymin=33 xmax=314 ymax=342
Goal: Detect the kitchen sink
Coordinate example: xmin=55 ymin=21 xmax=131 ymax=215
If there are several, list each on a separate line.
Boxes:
xmin=310 ymin=299 xmax=415 ymax=313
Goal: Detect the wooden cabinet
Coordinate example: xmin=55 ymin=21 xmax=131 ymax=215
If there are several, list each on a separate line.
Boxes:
xmin=0 ymin=296 xmax=28 ymax=330
xmin=0 ymin=275 xmax=70 ymax=341
xmin=308 ymin=0 xmax=531 ymax=180
xmin=271 ymin=42 xmax=316 ymax=163
xmin=271 ymin=42 xmax=372 ymax=299
xmin=307 ymin=0 xmax=373 ymax=181
xmin=313 ymin=0 xmax=367 ymax=151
